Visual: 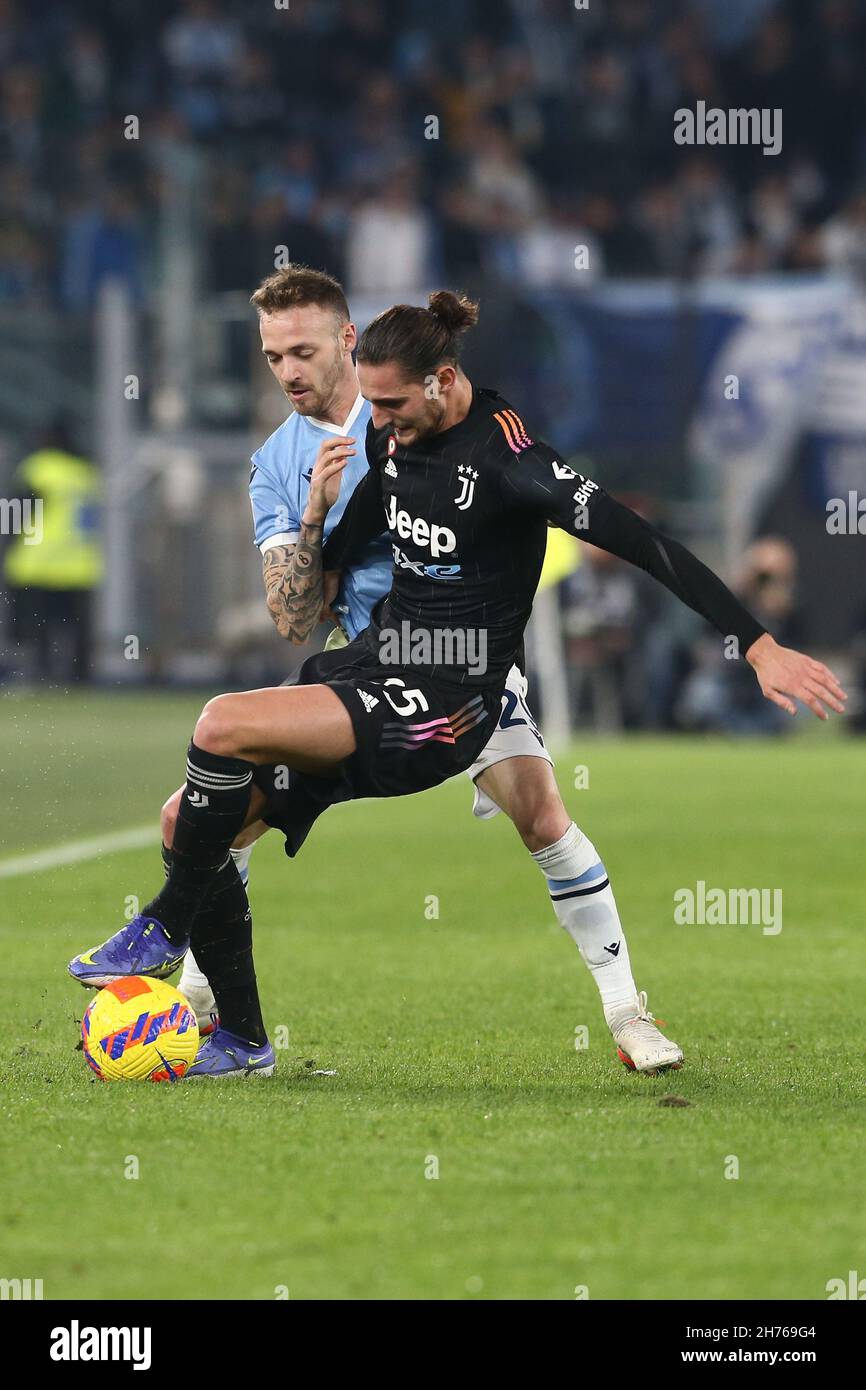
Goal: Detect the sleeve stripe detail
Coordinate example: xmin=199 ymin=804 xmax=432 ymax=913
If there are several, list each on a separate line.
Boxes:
xmin=503 ymin=409 xmax=533 ymax=449
xmin=494 ymin=409 xmax=534 ymax=453
xmin=258 ymin=531 xmax=300 ymax=554
xmin=494 ymin=411 xmax=521 ymax=452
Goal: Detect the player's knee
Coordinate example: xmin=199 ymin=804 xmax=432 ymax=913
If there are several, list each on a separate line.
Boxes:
xmin=515 ymin=797 xmax=570 ymax=855
xmin=195 ymin=694 xmax=244 ymax=757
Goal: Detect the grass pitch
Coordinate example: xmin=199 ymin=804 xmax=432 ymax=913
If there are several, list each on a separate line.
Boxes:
xmin=0 ymin=689 xmax=863 ymax=1301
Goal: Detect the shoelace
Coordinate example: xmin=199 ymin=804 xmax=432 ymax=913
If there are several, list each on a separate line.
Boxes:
xmin=616 ymin=991 xmax=666 ymax=1041
xmin=103 ymin=915 xmax=154 ymax=959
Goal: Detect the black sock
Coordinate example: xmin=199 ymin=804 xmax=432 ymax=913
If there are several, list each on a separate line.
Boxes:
xmin=162 ymin=842 xmax=266 ymax=1045
xmin=143 ymin=742 xmax=255 ymax=941
xmin=189 ymin=856 xmax=267 ymax=1045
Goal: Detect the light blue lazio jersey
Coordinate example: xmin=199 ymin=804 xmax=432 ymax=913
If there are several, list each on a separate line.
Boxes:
xmin=249 ymin=393 xmax=391 ymax=640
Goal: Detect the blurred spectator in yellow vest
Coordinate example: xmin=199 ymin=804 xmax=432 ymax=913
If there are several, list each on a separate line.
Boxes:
xmin=3 ymin=422 xmax=103 ymax=683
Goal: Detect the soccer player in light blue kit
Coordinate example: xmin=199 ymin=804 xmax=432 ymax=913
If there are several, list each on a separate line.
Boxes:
xmin=245 ymin=375 xmax=391 ymax=645
xmin=164 ymin=265 xmax=683 ymax=1075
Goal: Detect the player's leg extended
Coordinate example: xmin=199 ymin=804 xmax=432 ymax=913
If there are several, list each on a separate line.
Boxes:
xmin=162 ymin=786 xmax=269 ymax=1032
xmin=475 ymin=753 xmax=683 ymax=1075
xmin=68 ymin=684 xmax=354 ymax=987
xmin=155 ymin=788 xmax=276 ymax=1075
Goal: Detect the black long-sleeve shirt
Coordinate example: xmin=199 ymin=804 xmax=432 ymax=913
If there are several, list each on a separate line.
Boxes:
xmin=322 ymin=385 xmax=765 ymax=687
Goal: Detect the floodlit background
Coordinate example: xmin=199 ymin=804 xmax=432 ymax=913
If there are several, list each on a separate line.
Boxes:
xmin=1 ymin=0 xmax=866 ymax=1308
xmin=0 ymin=0 xmax=864 ymax=736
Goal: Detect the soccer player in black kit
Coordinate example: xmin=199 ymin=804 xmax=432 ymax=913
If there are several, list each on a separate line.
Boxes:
xmin=69 ymin=291 xmax=846 ymax=1078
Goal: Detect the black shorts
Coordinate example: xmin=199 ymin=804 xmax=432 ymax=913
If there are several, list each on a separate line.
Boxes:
xmin=255 ymin=633 xmax=501 ymax=856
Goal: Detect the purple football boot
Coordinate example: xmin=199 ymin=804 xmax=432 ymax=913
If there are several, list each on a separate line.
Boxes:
xmin=68 ymin=915 xmax=189 ymax=988
xmin=186 ymin=1027 xmax=275 ymax=1079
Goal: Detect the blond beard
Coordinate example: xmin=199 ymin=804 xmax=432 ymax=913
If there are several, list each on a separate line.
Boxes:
xmin=284 ymin=342 xmax=345 ymax=418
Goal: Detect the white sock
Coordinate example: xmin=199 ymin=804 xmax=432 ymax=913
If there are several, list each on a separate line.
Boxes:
xmin=178 ymin=844 xmax=255 ymax=993
xmin=229 ymin=843 xmax=253 ymax=885
xmin=531 ymin=822 xmax=638 ymax=1020
xmin=178 ymin=949 xmax=210 ymax=992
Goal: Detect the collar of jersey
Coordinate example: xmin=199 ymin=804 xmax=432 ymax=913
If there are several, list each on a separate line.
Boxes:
xmin=307 ymin=392 xmax=365 ymax=437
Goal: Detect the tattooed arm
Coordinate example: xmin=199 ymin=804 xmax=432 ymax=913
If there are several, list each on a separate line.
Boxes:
xmin=261 ymin=434 xmax=357 ymax=643
xmin=261 ymin=526 xmax=326 ymax=644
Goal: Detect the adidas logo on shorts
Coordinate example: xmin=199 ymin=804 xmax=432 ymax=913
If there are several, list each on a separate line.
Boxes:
xmin=357 ymin=689 xmax=379 ymax=713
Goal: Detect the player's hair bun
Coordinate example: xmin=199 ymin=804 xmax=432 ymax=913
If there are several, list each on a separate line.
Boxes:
xmin=427 ymin=290 xmax=480 ymax=334
xmin=357 ymin=290 xmax=480 ymax=376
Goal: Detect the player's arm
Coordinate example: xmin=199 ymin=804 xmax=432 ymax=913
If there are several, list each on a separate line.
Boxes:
xmin=320 ymin=426 xmax=386 ymax=573
xmin=252 ymin=436 xmax=354 ymax=644
xmin=503 ymin=449 xmax=846 ymax=720
xmin=261 ymin=531 xmax=327 ymax=644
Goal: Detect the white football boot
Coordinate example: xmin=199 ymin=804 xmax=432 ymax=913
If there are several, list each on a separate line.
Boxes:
xmin=607 ymin=991 xmax=683 ymax=1075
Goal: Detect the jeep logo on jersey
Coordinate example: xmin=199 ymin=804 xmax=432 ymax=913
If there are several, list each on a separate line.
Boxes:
xmin=385 ymin=495 xmax=457 ymax=557
xmin=572 ymin=477 xmax=599 ymax=508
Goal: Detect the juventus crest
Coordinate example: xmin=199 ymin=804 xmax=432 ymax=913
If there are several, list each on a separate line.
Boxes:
xmin=454 ymin=463 xmax=479 ymax=510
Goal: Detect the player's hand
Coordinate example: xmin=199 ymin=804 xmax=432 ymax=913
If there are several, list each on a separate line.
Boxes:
xmin=303 ymin=436 xmax=355 ymax=525
xmin=321 ymin=569 xmax=341 ymax=621
xmin=745 ymin=633 xmax=847 ymax=720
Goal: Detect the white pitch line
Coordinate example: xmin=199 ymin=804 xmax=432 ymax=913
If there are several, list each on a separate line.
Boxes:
xmin=0 ymin=825 xmax=157 ymax=880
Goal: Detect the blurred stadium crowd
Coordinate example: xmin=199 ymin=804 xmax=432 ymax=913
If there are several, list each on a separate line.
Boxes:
xmin=2 ymin=0 xmax=866 ymax=305
xmin=1 ymin=0 xmax=864 ymax=732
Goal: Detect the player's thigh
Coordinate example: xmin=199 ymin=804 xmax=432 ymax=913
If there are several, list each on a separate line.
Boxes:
xmin=197 ymin=683 xmax=356 ymax=772
xmin=467 ymin=666 xmax=555 ymax=803
xmin=468 ymin=669 xmax=565 ymax=846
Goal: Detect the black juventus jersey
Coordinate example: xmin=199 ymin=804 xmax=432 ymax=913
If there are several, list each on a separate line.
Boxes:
xmin=322 ymin=386 xmax=766 ymax=688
